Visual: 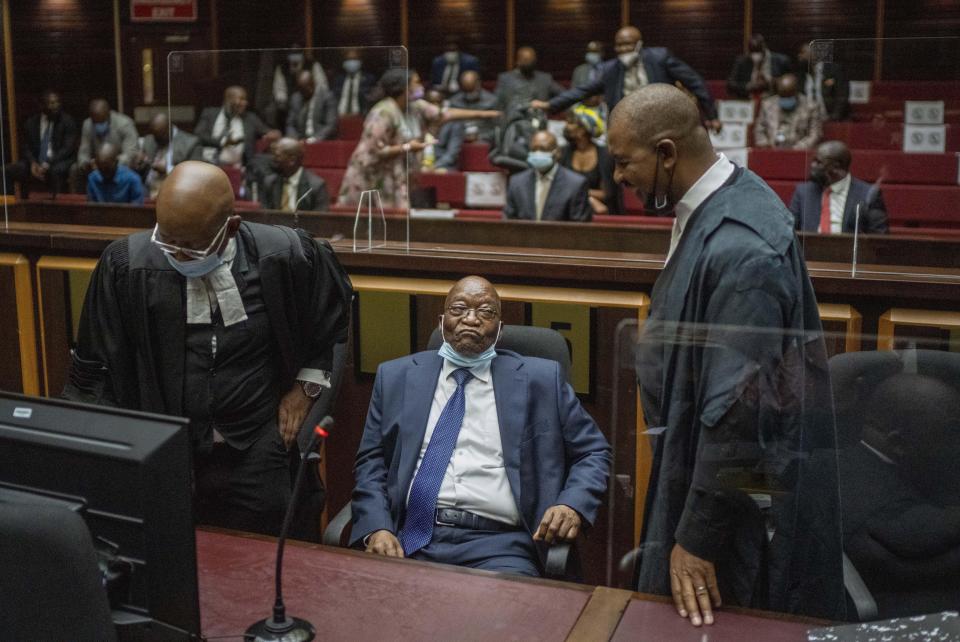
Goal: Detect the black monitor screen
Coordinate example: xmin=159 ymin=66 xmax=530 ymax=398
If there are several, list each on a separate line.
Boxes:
xmin=0 ymin=392 xmax=199 ymax=637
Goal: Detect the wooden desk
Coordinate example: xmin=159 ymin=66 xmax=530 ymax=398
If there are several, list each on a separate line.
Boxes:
xmin=196 ymin=530 xmax=820 ymax=642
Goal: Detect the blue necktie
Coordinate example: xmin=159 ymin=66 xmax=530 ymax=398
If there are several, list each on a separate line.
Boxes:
xmin=38 ymin=123 xmax=51 ymax=164
xmin=399 ymin=367 xmax=473 ymax=555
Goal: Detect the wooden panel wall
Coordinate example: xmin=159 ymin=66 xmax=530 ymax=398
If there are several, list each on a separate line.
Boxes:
xmin=514 ymin=0 xmax=621 ymax=82
xmin=883 ymin=1 xmax=960 ymax=81
xmin=314 ymin=0 xmax=402 ymax=49
xmin=630 ymin=0 xmax=744 ymax=83
xmin=407 ymin=0 xmax=507 ymax=80
xmin=219 ymin=0 xmax=306 ymax=50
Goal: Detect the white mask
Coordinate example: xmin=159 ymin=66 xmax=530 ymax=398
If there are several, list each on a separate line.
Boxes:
xmin=618 ymin=42 xmax=641 ymax=67
xmin=750 ymin=52 xmax=764 ymax=64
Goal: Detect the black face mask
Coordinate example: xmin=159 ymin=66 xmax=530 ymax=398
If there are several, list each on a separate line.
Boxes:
xmin=518 ymin=64 xmax=536 ymax=76
xmin=649 ymin=148 xmax=675 ymax=215
xmin=810 ymin=166 xmax=828 ymax=185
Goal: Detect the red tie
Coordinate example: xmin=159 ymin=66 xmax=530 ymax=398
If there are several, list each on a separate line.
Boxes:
xmin=819 ymin=186 xmax=832 ymax=234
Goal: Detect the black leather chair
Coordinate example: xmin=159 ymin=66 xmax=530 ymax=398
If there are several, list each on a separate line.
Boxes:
xmin=323 ymin=325 xmax=579 ymax=579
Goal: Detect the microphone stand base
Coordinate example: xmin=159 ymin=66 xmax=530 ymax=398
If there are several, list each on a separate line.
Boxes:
xmin=245 ymin=615 xmax=316 ymax=641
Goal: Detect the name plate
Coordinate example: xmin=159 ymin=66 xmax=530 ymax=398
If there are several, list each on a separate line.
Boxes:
xmin=465 ymin=172 xmax=507 ymax=208
xmin=717 ymin=100 xmax=755 ymax=124
xmin=905 ymin=100 xmax=945 ymax=125
xmin=848 ymin=81 xmax=871 ymax=104
xmin=709 ymin=123 xmax=748 ymax=149
xmin=903 ymin=124 xmax=946 ymax=153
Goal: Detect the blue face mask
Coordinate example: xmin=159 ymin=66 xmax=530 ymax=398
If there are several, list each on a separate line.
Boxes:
xmin=343 ymin=59 xmax=362 ymax=74
xmin=778 ymin=96 xmax=798 ymax=112
xmin=165 ymin=251 xmax=224 ymax=278
xmin=585 ymin=52 xmax=602 ymax=65
xmin=526 ymin=150 xmax=555 ymax=173
xmin=437 ymin=320 xmax=501 ymax=368
xmin=94 ymin=121 xmax=110 ymax=137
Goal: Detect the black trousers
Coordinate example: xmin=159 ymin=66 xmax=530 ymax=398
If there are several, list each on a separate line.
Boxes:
xmin=3 ymin=159 xmax=71 ymax=196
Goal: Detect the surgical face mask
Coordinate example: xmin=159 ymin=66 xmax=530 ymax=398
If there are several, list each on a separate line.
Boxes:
xmin=585 ymin=52 xmax=602 ymax=65
xmin=288 ymin=53 xmax=304 ymax=68
xmin=343 ymin=59 xmax=362 ymax=74
xmin=94 ymin=121 xmax=110 ymax=137
xmin=409 ymin=86 xmax=424 ymax=101
xmin=527 ymin=150 xmax=555 ymax=172
xmin=518 ymin=63 xmax=536 ymax=76
xmin=165 ymin=251 xmax=224 ymax=279
xmin=778 ymin=96 xmax=799 ymax=112
xmin=618 ymin=50 xmax=638 ymax=67
xmin=750 ymin=51 xmax=764 ymax=64
xmin=444 ymin=51 xmax=458 ymax=64
xmin=437 ymin=319 xmax=501 ymax=368
xmin=810 ymin=165 xmax=828 ymax=185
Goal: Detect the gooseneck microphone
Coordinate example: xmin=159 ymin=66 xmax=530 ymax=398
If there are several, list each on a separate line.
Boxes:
xmin=245 ymin=416 xmax=332 ymax=642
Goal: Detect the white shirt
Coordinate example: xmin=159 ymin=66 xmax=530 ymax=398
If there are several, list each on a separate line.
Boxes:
xmin=38 ymin=114 xmax=53 ymax=160
xmin=534 ymin=163 xmax=559 ymax=220
xmin=408 ymin=359 xmax=521 ymax=526
xmin=283 ymin=167 xmax=303 ymax=212
xmin=338 ymin=73 xmax=361 ymax=115
xmin=666 ymin=153 xmax=736 ymax=263
xmin=211 ymin=109 xmax=244 ymax=166
xmin=827 ymin=173 xmax=851 ymax=234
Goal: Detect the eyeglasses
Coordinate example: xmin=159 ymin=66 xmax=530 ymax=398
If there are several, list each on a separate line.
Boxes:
xmin=446 ymin=304 xmax=499 ymax=321
xmin=150 ymin=219 xmax=229 ymax=259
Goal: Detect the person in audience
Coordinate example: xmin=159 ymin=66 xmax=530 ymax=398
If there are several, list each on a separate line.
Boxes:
xmin=840 ymin=373 xmax=960 ymax=617
xmin=86 ymin=142 xmax=144 ymax=205
xmin=533 ymin=27 xmax=720 ymax=132
xmin=422 ymin=89 xmax=464 ymax=172
xmin=609 ymin=85 xmax=843 ymax=625
xmin=726 ymin=34 xmax=792 ymax=99
xmin=64 ymin=161 xmax=352 ymax=536
xmin=789 ymin=140 xmax=887 ymax=234
xmin=495 ymin=47 xmax=564 ymax=113
xmin=796 ymin=43 xmax=849 ymax=121
xmin=260 ymin=137 xmax=329 ymax=212
xmin=194 ymin=86 xmax=280 ymax=168
xmin=332 ymin=48 xmax=376 ymax=117
xmin=448 ymin=70 xmax=499 ymax=143
xmin=74 ymin=98 xmax=138 ymax=192
xmin=264 ymin=46 xmax=329 ymax=129
xmin=430 ymin=37 xmax=480 ymax=96
xmin=285 ymin=69 xmax=338 ymax=142
xmin=753 ymin=74 xmax=823 ymax=149
xmin=504 ymin=131 xmax=592 ymax=222
xmin=559 ymin=112 xmax=621 ymax=215
xmin=137 ymin=112 xmax=201 ymax=200
xmin=571 ymin=41 xmax=605 ymax=88
xmin=4 ymin=90 xmax=77 ymax=197
xmin=352 ymin=275 xmax=611 ymax=575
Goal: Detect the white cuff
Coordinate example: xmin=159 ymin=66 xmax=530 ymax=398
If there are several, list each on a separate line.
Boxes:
xmin=296 ymin=367 xmax=332 ymax=389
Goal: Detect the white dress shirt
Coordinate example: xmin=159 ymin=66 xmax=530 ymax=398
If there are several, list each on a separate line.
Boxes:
xmin=282 ymin=167 xmax=303 ymax=212
xmin=408 ymin=358 xmax=521 ymax=526
xmin=338 ymin=73 xmax=361 ymax=115
xmin=666 ymin=153 xmax=736 ymax=264
xmin=622 ymin=55 xmax=649 ymax=97
xmin=211 ymin=109 xmax=245 ymax=166
xmin=827 ymin=173 xmax=851 ymax=234
xmin=534 ymin=163 xmax=559 ymax=220
xmin=38 ymin=114 xmax=53 ymax=160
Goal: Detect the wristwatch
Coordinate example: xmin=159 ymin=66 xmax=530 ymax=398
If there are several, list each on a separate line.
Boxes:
xmin=299 ymin=380 xmax=323 ymax=398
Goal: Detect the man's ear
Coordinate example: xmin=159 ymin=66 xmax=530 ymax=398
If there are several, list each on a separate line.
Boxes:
xmin=659 ymin=140 xmax=679 ymax=171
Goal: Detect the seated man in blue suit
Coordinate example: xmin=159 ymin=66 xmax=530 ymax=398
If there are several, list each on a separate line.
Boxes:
xmin=503 ymin=131 xmax=593 ymax=222
xmin=789 ymin=140 xmax=888 ymax=234
xmin=351 ymin=276 xmax=611 ymax=575
xmin=533 ymin=26 xmax=719 ymax=132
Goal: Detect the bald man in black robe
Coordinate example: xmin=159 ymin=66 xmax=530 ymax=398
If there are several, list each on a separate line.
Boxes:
xmin=64 ymin=161 xmax=352 ymax=535
xmin=608 ymin=86 xmax=844 ymax=625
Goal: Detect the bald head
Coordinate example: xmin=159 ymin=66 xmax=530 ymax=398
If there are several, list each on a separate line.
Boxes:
xmin=223 ymin=85 xmax=248 ymax=116
xmin=94 ymin=142 xmax=119 ymax=180
xmin=459 ymin=70 xmax=480 ymax=93
xmin=530 ymin=130 xmax=558 ymax=152
xmin=516 ymin=47 xmax=537 ymax=72
xmin=156 ymin=161 xmax=235 ymax=249
xmin=273 ymin=137 xmax=304 ymax=178
xmin=296 ymin=69 xmax=315 ymax=98
xmin=609 ymin=84 xmax=709 ymax=152
xmin=149 ymin=112 xmax=170 ymax=144
xmin=445 ymin=276 xmax=500 ymax=309
xmin=443 ymin=276 xmax=502 ymax=355
xmin=819 ymin=140 xmax=851 ymax=170
xmin=615 ymin=26 xmax=642 ymax=54
xmin=89 ymin=99 xmax=110 ymax=123
xmin=776 ymin=73 xmax=798 ymax=97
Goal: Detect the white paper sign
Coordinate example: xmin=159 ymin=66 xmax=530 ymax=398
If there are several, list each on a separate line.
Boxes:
xmin=903 ymin=125 xmax=946 ymax=153
xmin=905 ymin=101 xmax=945 ymax=125
xmin=410 ymin=208 xmax=456 ymax=219
xmin=717 ymin=100 xmax=755 ymax=124
xmin=465 ymin=172 xmax=507 ymax=208
xmin=723 ymin=148 xmax=749 ymax=168
xmin=849 ymin=81 xmax=871 ymax=104
xmin=546 ymin=120 xmax=568 ymax=146
xmin=710 ymin=123 xmax=748 ymax=149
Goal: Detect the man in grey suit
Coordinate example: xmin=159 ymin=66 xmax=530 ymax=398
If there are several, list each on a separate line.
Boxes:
xmin=503 ymin=131 xmax=592 ymax=222
xmin=448 ymin=71 xmax=499 ymax=143
xmin=260 ymin=137 xmax=329 ymax=212
xmin=495 ymin=47 xmax=564 ymax=113
xmin=73 ymin=98 xmax=138 ymax=191
xmin=285 ymin=70 xmax=338 ymax=142
xmin=136 ymin=112 xmax=201 ymax=199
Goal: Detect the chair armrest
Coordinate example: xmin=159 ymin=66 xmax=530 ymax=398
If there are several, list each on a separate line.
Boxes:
xmin=843 ymin=552 xmax=878 ymax=621
xmin=322 ymin=503 xmax=353 ymax=547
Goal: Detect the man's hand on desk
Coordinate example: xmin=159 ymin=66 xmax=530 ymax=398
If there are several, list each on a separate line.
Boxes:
xmin=533 ymin=505 xmax=581 ymax=543
xmin=669 ymin=543 xmax=722 ymax=627
xmin=365 ymin=530 xmax=405 ymax=558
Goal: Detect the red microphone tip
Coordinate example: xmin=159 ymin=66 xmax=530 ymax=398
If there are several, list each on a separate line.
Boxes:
xmin=314 ymin=425 xmax=329 ymax=438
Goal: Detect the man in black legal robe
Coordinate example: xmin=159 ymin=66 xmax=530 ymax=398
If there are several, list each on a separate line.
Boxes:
xmin=607 ymin=85 xmax=844 ymax=626
xmin=63 ymin=161 xmax=352 ymax=536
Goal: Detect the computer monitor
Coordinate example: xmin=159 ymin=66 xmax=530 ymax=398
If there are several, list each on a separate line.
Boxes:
xmin=0 ymin=391 xmax=199 ymax=638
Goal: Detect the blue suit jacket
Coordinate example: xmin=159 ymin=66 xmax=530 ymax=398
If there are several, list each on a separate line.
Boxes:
xmin=350 ymin=350 xmax=611 ymax=549
xmin=503 ymin=166 xmax=593 ymax=222
xmin=549 ymin=48 xmax=717 ymax=120
xmin=430 ymin=52 xmax=481 ymax=88
xmin=789 ymin=177 xmax=888 ymax=234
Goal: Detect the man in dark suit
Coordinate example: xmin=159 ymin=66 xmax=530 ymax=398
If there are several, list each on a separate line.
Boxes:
xmin=260 ymin=137 xmax=329 ymax=212
xmin=448 ymin=70 xmax=499 ymax=143
xmin=431 ymin=37 xmax=481 ymax=96
xmin=136 ymin=112 xmax=201 ymax=199
xmin=194 ymin=86 xmax=279 ymax=167
xmin=534 ymin=26 xmax=718 ymax=130
xmin=331 ymin=49 xmax=377 ymax=116
xmin=352 ymin=276 xmax=611 ymax=575
xmin=796 ymin=43 xmax=849 ymax=121
xmin=726 ymin=34 xmax=792 ymax=99
xmin=285 ymin=69 xmax=338 ymax=142
xmin=503 ymin=131 xmax=592 ymax=222
xmin=789 ymin=141 xmax=887 ymax=234
xmin=495 ymin=47 xmax=565 ymax=113
xmin=4 ymin=90 xmax=77 ymax=196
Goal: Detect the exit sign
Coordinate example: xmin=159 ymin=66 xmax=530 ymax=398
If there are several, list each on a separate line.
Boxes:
xmin=131 ymin=0 xmax=197 ymax=22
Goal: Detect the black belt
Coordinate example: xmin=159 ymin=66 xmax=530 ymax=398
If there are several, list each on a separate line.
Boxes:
xmin=434 ymin=507 xmax=519 ymax=533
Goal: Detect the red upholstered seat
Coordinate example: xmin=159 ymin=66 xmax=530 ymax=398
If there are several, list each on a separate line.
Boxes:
xmin=747 ymin=149 xmax=810 ymax=181
xmin=460 ymin=143 xmax=498 ymax=172
xmin=221 ymin=165 xmax=245 ymax=198
xmin=622 ymin=187 xmax=647 ymax=215
xmin=593 ymin=214 xmax=672 ymax=226
xmin=419 ymin=171 xmax=467 ymax=206
xmin=455 ymin=209 xmax=502 ymax=220
xmin=749 ymin=148 xmax=960 ymax=186
xmin=871 ymin=81 xmax=960 ymax=100
xmin=303 ymin=140 xmax=357 ymax=168
xmin=309 ymin=168 xmax=346 ymax=198
xmin=338 ymin=115 xmax=364 ymax=140
xmin=822 ymin=122 xmax=960 ymax=152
